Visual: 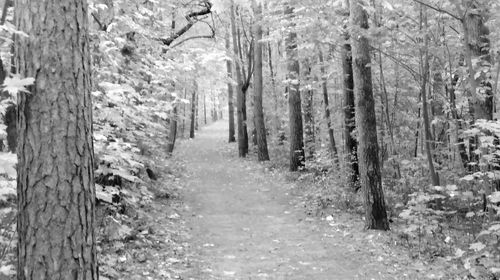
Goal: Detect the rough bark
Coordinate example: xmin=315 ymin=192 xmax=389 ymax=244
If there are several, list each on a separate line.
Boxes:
xmin=15 ymin=0 xmax=97 ymax=278
xmin=252 ymin=0 xmax=270 ymax=161
xmin=350 ymin=0 xmax=389 ymax=230
xmin=341 ymin=31 xmax=359 ymax=189
xmin=318 ymin=46 xmax=338 ymax=160
xmin=225 ymin=29 xmax=236 ymax=143
xmin=231 ymin=0 xmax=248 ymax=157
xmin=285 ymin=3 xmax=305 ymax=171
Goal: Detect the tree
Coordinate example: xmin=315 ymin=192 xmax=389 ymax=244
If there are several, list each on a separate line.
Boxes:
xmin=231 ymin=0 xmax=249 ymax=157
xmin=252 ymin=0 xmax=270 ymax=161
xmin=225 ymin=29 xmax=236 ymax=143
xmin=190 ymin=81 xmax=197 ymax=139
xmin=285 ymin=2 xmax=305 ymax=171
xmin=349 ymin=0 xmax=389 ymax=230
xmin=302 ymin=58 xmax=315 ymax=160
xmin=166 ymin=103 xmax=178 ymax=155
xmin=166 ymin=14 xmax=179 ymax=155
xmin=460 ymin=0 xmax=493 ymax=122
xmin=15 ymin=0 xmax=98 ymax=278
xmin=317 ymin=45 xmax=338 ymax=160
xmin=157 ymin=0 xmax=215 ymax=49
xmin=0 ymin=0 xmax=15 ymax=153
xmin=419 ymin=6 xmax=440 ymax=186
xmin=341 ymin=25 xmax=359 ymax=190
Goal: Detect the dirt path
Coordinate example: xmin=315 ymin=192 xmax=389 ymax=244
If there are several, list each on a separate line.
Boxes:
xmin=175 ymin=121 xmax=413 ymax=280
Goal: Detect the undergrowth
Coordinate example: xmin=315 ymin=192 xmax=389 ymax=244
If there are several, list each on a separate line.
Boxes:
xmin=266 ymin=139 xmax=500 ymax=279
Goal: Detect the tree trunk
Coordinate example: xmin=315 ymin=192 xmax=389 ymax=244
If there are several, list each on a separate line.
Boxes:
xmin=190 ymin=85 xmax=196 ymax=139
xmin=318 ymin=46 xmax=338 ymax=160
xmin=15 ymin=0 xmax=98 ymax=278
xmin=231 ymin=0 xmax=248 ymax=157
xmin=284 ymin=4 xmax=305 ymax=171
xmin=252 ymin=0 xmax=270 ymax=161
xmin=459 ymin=1 xmax=492 ymax=170
xmin=203 ymin=91 xmax=207 ymax=125
xmin=195 ymin=88 xmax=199 ymax=130
xmin=268 ymin=42 xmax=280 ymax=138
xmin=225 ymin=29 xmax=236 ymax=143
xmin=182 ymin=87 xmax=187 ymax=138
xmin=419 ymin=6 xmax=439 ymax=186
xmin=462 ymin=1 xmax=493 ymax=121
xmin=350 ymin=0 xmax=389 ymax=230
xmin=0 ymin=0 xmax=15 ymax=153
xmin=303 ymin=59 xmax=315 ymax=160
xmin=448 ymin=69 xmax=468 ymax=169
xmin=166 ymin=105 xmax=178 ymax=155
xmin=341 ymin=31 xmax=359 ymax=190
xmin=0 ymin=0 xmax=11 ymax=25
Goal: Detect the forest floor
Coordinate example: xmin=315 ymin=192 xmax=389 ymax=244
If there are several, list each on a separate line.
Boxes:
xmin=0 ymin=120 xmax=458 ymax=280
xmin=170 ymin=121 xmax=455 ymax=280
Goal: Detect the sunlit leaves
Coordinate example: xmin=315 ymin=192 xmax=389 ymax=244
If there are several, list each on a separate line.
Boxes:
xmin=2 ymin=75 xmax=35 ymax=98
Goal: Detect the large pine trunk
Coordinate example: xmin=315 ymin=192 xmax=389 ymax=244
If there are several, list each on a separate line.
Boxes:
xmin=341 ymin=32 xmax=359 ymax=189
xmin=225 ymin=30 xmax=236 ymax=143
xmin=252 ymin=0 xmax=270 ymax=161
xmin=350 ymin=0 xmax=389 ymax=230
xmin=285 ymin=4 xmax=305 ymax=171
xmin=15 ymin=0 xmax=98 ymax=278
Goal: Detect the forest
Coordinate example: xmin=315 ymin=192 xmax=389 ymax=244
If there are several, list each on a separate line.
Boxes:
xmin=0 ymin=0 xmax=500 ymax=279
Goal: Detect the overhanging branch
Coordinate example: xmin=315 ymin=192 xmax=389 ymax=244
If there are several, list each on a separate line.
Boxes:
xmin=157 ymin=0 xmax=213 ymax=47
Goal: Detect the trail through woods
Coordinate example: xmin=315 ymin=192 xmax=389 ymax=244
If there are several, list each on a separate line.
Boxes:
xmin=175 ymin=121 xmax=440 ymax=280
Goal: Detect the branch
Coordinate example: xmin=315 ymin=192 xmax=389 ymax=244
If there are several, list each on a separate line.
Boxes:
xmin=242 ymin=39 xmax=254 ymax=92
xmin=91 ymin=13 xmax=107 ymax=31
xmin=169 ymin=29 xmax=215 ymax=49
xmin=411 ymin=0 xmax=462 ymax=21
xmin=371 ymin=45 xmax=421 ymax=82
xmin=157 ymin=0 xmax=213 ymax=46
xmin=168 ymin=16 xmax=216 ymax=49
xmin=237 ymin=26 xmax=246 ymax=82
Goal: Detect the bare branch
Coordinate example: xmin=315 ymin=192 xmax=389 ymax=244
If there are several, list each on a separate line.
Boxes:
xmin=411 ymin=0 xmax=462 ymax=21
xmin=370 ymin=45 xmax=421 ymax=82
xmin=157 ymin=0 xmax=213 ymax=46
